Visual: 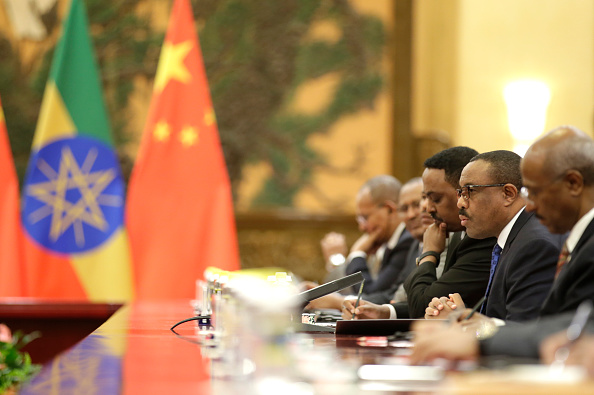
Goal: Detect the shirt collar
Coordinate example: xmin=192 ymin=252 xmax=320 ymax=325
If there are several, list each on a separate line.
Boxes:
xmin=566 ymin=207 xmax=594 ymax=253
xmin=497 ymin=206 xmax=525 ymax=249
xmin=387 ymin=222 xmax=406 ymax=249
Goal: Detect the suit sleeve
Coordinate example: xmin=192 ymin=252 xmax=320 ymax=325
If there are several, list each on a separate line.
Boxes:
xmin=403 ymin=237 xmax=493 ymax=318
xmin=501 ymin=238 xmax=558 ymax=321
xmin=480 ymin=312 xmax=594 ymax=359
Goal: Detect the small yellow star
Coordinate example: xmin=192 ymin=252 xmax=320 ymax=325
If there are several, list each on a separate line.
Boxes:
xmin=153 ymin=121 xmax=171 ymax=142
xmin=179 ymin=126 xmax=199 ymax=147
xmin=204 ymin=108 xmax=216 ymax=126
xmin=154 ymin=40 xmax=193 ymax=92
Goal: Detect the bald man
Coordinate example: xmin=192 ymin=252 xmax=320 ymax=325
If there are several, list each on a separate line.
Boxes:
xmin=410 ymin=126 xmax=594 ymax=362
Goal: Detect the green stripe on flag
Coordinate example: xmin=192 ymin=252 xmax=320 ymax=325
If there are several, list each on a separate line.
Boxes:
xmin=50 ymin=0 xmax=111 ymax=145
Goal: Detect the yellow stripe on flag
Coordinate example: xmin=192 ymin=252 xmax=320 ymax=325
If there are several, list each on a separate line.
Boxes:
xmin=72 ymin=228 xmax=134 ymax=301
xmin=94 ymin=304 xmax=130 ymax=356
xmin=32 ymin=82 xmax=76 ymax=150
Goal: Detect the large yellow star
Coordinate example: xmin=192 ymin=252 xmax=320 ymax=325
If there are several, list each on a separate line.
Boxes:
xmin=153 ymin=121 xmax=171 ymax=142
xmin=154 ymin=40 xmax=193 ymax=92
xmin=26 ymin=147 xmax=120 ymax=247
xmin=179 ymin=125 xmax=199 ymax=147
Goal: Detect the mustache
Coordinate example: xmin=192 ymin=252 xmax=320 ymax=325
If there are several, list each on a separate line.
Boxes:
xmin=459 ymin=208 xmax=470 ymax=217
xmin=430 ymin=212 xmax=443 ymax=222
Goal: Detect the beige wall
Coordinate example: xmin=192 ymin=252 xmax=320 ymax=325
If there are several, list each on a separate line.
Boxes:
xmin=414 ymin=0 xmax=594 ymax=153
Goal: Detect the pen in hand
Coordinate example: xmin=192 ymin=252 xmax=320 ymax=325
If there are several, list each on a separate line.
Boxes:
xmin=464 ymin=295 xmax=486 ymax=321
xmin=352 ymin=279 xmax=365 ymax=319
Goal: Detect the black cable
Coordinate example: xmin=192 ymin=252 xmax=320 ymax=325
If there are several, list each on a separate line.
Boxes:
xmin=170 ymin=315 xmax=211 ymax=334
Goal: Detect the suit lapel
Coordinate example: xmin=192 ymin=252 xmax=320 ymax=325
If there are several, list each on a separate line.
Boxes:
xmin=572 ymin=218 xmax=594 ymax=255
xmin=500 ymin=210 xmax=531 ymax=259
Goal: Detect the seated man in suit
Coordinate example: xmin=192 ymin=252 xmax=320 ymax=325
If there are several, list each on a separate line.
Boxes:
xmin=343 ymin=147 xmax=497 ymax=319
xmin=425 ymin=150 xmax=563 ymax=322
xmin=304 ymin=175 xmax=414 ymax=309
xmin=410 ymin=125 xmax=594 ymax=363
xmin=343 ymin=175 xmax=414 ymax=294
xmin=362 ymin=177 xmax=435 ymax=305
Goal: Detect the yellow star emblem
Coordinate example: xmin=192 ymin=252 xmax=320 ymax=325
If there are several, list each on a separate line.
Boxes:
xmin=204 ymin=108 xmax=216 ymax=126
xmin=179 ymin=125 xmax=199 ymax=147
xmin=153 ymin=121 xmax=171 ymax=141
xmin=0 ymin=109 xmax=4 ymax=124
xmin=26 ymin=146 xmax=121 ymax=247
xmin=154 ymin=40 xmax=193 ymax=92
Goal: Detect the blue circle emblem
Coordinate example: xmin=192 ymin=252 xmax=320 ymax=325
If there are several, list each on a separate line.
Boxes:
xmin=22 ymin=136 xmax=125 ymax=254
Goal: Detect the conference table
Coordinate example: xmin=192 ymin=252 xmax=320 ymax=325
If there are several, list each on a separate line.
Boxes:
xmin=1 ymin=299 xmax=592 ymax=394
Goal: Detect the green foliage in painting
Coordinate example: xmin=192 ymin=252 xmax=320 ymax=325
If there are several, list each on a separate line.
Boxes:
xmin=0 ymin=0 xmax=384 ymax=207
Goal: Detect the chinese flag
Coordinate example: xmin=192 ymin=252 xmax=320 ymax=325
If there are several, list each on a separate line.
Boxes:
xmin=0 ymin=94 xmax=25 ymax=297
xmin=126 ymin=0 xmax=240 ymax=300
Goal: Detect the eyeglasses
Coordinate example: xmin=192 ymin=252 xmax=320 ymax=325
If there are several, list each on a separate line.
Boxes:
xmin=356 ymin=203 xmax=387 ymax=226
xmin=456 ymin=183 xmax=507 ymax=201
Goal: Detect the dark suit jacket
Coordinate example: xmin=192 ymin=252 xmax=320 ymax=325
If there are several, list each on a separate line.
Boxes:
xmin=484 ymin=210 xmax=563 ymax=321
xmin=346 ymin=229 xmax=414 ymax=294
xmin=540 ymin=217 xmax=594 ymax=316
xmin=363 ymin=239 xmax=421 ymax=305
xmin=401 ymin=232 xmax=496 ymax=318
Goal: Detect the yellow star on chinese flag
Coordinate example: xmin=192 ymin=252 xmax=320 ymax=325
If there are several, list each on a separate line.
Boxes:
xmin=179 ymin=125 xmax=199 ymax=146
xmin=154 ymin=40 xmax=193 ymax=92
xmin=153 ymin=121 xmax=171 ymax=141
xmin=0 ymin=109 xmax=4 ymax=124
xmin=204 ymin=108 xmax=216 ymax=126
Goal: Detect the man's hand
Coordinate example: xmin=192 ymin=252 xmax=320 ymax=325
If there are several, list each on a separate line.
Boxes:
xmin=541 ymin=332 xmax=594 ymax=377
xmin=342 ymin=299 xmax=390 ymax=320
xmin=321 ymin=232 xmax=348 ymax=268
xmin=409 ymin=320 xmax=480 ymax=365
xmin=425 ymin=293 xmax=466 ymax=319
xmin=350 ymin=228 xmax=382 ymax=255
xmin=422 ymin=222 xmax=448 ymax=255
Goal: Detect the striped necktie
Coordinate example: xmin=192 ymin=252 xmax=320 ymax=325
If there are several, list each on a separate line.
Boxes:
xmin=555 ymin=243 xmax=570 ymax=279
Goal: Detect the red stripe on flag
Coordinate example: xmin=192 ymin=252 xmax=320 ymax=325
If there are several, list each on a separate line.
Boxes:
xmin=0 ymin=95 xmax=25 ymax=297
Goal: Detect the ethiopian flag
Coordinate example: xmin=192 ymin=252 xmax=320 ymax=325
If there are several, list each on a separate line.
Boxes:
xmin=21 ymin=0 xmax=133 ymax=301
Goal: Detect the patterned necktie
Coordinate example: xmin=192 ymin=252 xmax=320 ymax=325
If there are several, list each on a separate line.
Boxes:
xmin=555 ymin=243 xmax=570 ymax=279
xmin=479 ymin=243 xmax=502 ymax=314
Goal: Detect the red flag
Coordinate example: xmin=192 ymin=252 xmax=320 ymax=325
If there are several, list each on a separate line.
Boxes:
xmin=126 ymin=0 xmax=240 ymax=300
xmin=0 ymin=95 xmax=25 ymax=297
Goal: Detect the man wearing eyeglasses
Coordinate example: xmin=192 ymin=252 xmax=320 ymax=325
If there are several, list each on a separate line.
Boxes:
xmin=344 ymin=147 xmax=497 ymax=319
xmin=342 ymin=175 xmax=414 ymax=294
xmin=425 ymin=150 xmax=562 ymax=322
xmin=410 ymin=126 xmax=594 ymax=364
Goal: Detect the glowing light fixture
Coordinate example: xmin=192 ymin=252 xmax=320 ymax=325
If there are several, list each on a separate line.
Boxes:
xmin=503 ymin=80 xmax=551 ymax=155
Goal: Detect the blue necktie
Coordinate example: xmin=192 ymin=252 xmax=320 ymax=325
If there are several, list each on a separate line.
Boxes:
xmin=480 ymin=243 xmax=502 ymax=314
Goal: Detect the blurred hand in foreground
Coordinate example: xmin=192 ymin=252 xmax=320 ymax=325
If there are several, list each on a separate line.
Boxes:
xmin=409 ymin=320 xmax=479 ymax=364
xmin=541 ymin=332 xmax=594 ymax=377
